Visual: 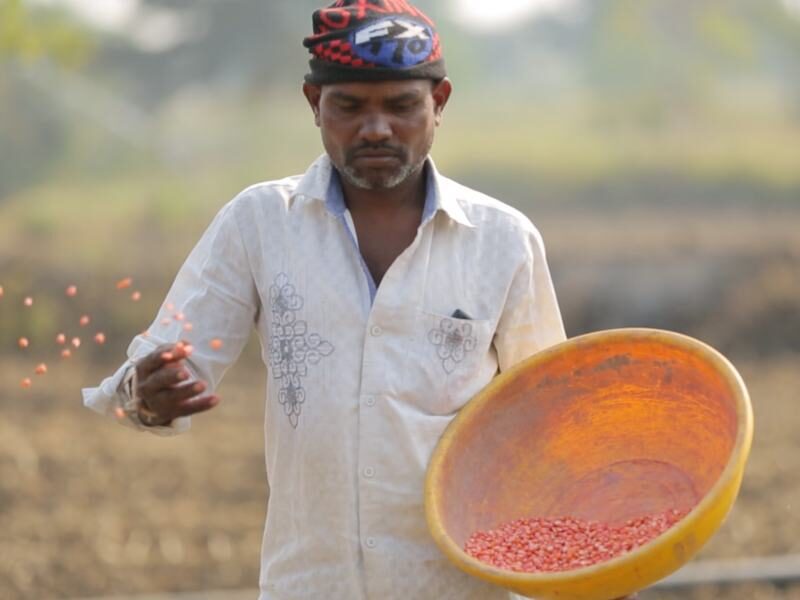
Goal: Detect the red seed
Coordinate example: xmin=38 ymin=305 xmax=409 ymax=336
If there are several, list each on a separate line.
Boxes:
xmin=94 ymin=332 xmax=106 ymax=345
xmin=210 ymin=339 xmax=223 ymax=351
xmin=465 ymin=509 xmax=688 ymax=573
xmin=24 ymin=297 xmax=33 ymax=307
xmin=21 ymin=377 xmax=32 ymax=389
xmin=183 ymin=322 xmax=193 ymax=332
xmin=18 ymin=337 xmax=29 ymax=349
xmin=116 ymin=277 xmax=133 ymax=290
xmin=66 ymin=285 xmax=77 ymax=297
xmin=61 ymin=349 xmax=72 ymax=359
xmin=131 ymin=291 xmax=142 ymax=302
xmin=173 ymin=312 xmax=185 ymax=322
xmin=35 ymin=363 xmax=47 ymax=375
xmin=71 ymin=337 xmax=81 ymax=348
xmin=0 ymin=285 xmax=4 ymax=297
xmin=56 ymin=333 xmax=66 ymax=345
xmin=79 ymin=315 xmax=90 ymax=327
xmin=114 ymin=407 xmax=126 ymax=419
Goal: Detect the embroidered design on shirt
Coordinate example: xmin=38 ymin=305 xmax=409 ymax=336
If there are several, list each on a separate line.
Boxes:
xmin=269 ymin=273 xmax=334 ymax=428
xmin=427 ymin=318 xmax=477 ymax=374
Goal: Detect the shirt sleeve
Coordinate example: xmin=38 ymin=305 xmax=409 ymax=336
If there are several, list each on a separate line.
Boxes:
xmin=493 ymin=227 xmax=566 ymax=372
xmin=81 ymin=198 xmax=261 ymax=435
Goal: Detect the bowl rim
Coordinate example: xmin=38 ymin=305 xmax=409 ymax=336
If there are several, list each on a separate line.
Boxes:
xmin=424 ymin=327 xmax=754 ymax=585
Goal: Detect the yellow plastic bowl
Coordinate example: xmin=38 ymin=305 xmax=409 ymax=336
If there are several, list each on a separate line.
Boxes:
xmin=425 ymin=328 xmax=753 ymax=600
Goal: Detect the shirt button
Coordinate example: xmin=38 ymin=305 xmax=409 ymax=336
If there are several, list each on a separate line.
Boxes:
xmin=370 ymin=325 xmax=382 ymax=337
xmin=364 ymin=396 xmax=376 ymax=407
xmin=365 ymin=537 xmax=377 ymax=549
xmin=363 ymin=467 xmax=375 ymax=478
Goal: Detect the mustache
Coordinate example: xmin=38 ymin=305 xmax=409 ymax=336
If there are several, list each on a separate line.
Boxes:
xmin=345 ymin=143 xmax=408 ymax=162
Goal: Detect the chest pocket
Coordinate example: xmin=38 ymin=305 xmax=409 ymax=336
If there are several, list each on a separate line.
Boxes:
xmin=408 ymin=310 xmax=496 ymax=415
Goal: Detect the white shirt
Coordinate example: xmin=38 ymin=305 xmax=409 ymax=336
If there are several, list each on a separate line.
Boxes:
xmin=83 ymin=154 xmax=566 ymax=600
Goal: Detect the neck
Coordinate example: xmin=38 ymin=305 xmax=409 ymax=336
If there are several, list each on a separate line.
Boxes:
xmin=339 ymin=163 xmax=427 ymax=216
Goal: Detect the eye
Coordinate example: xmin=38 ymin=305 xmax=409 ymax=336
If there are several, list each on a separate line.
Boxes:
xmin=390 ymin=101 xmax=420 ymax=115
xmin=336 ymin=103 xmax=361 ymax=114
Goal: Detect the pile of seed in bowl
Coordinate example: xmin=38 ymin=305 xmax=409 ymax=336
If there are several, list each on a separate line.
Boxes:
xmin=464 ymin=509 xmax=688 ymax=572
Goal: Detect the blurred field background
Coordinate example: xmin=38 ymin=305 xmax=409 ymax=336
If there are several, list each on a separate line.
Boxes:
xmin=1 ymin=0 xmax=799 ymax=598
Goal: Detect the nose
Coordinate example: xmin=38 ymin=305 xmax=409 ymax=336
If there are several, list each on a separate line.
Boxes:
xmin=358 ymin=112 xmax=393 ymax=143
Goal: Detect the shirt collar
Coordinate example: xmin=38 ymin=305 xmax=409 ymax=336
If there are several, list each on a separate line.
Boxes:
xmin=292 ymin=154 xmax=474 ymax=228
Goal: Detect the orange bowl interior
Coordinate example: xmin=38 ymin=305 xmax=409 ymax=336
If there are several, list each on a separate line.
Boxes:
xmin=435 ymin=330 xmax=741 ymax=550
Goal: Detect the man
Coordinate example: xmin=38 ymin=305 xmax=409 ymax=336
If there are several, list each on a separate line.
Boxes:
xmin=84 ymin=1 xmax=627 ymax=598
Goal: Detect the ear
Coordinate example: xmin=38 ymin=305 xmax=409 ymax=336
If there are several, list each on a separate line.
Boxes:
xmin=302 ymin=83 xmax=323 ymax=127
xmin=431 ymin=78 xmax=452 ymax=127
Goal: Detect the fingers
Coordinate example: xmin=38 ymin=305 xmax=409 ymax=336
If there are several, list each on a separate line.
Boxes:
xmin=141 ymin=379 xmax=220 ymax=423
xmin=137 ymin=361 xmax=190 ymax=399
xmin=135 ymin=339 xmax=193 ymax=380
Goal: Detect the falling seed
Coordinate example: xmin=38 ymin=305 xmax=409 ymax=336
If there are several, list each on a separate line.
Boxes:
xmin=79 ymin=315 xmax=91 ymax=327
xmin=35 ymin=363 xmax=47 ymax=375
xmin=114 ymin=407 xmax=126 ymax=419
xmin=173 ymin=312 xmax=185 ymax=322
xmin=0 ymin=285 xmax=4 ymax=297
xmin=56 ymin=333 xmax=66 ymax=345
xmin=61 ymin=349 xmax=72 ymax=359
xmin=131 ymin=291 xmax=142 ymax=302
xmin=18 ymin=337 xmax=29 ymax=349
xmin=24 ymin=297 xmax=33 ymax=307
xmin=210 ymin=339 xmax=223 ymax=351
xmin=160 ymin=318 xmax=171 ymax=326
xmin=94 ymin=332 xmax=106 ymax=345
xmin=66 ymin=285 xmax=78 ymax=297
xmin=21 ymin=378 xmax=32 ymax=389
xmin=183 ymin=323 xmax=193 ymax=332
xmin=71 ymin=337 xmax=81 ymax=348
xmin=166 ymin=302 xmax=175 ymax=311
xmin=116 ymin=277 xmax=133 ymax=290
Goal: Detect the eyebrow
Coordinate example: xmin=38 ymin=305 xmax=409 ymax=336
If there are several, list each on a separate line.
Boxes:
xmin=327 ymin=90 xmax=424 ymax=104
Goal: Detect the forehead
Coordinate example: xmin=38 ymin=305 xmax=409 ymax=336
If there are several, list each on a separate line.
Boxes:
xmin=320 ymin=79 xmax=432 ymax=101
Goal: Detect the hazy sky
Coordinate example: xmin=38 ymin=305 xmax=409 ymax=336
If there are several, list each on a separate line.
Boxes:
xmin=29 ymin=0 xmax=800 ymax=33
xmin=32 ymin=0 xmax=573 ymax=32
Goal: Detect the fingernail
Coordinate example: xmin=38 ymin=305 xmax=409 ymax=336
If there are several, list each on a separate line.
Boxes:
xmin=161 ymin=352 xmax=173 ymax=361
xmin=177 ymin=370 xmax=189 ymax=380
xmin=193 ymin=382 xmax=205 ymax=393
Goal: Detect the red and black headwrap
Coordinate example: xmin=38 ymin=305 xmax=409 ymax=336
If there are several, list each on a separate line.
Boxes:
xmin=303 ymin=0 xmax=446 ymax=84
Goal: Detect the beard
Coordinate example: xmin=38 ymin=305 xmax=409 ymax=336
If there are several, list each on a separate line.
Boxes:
xmin=339 ymin=143 xmax=428 ymax=191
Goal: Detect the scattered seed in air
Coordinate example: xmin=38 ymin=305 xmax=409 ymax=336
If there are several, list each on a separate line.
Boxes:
xmin=21 ymin=378 xmax=32 ymax=389
xmin=210 ymin=339 xmax=223 ymax=351
xmin=35 ymin=363 xmax=48 ymax=375
xmin=114 ymin=407 xmax=126 ymax=419
xmin=71 ymin=337 xmax=81 ymax=349
xmin=173 ymin=312 xmax=185 ymax=322
xmin=66 ymin=285 xmax=77 ymax=297
xmin=131 ymin=291 xmax=141 ymax=302
xmin=24 ymin=297 xmax=33 ymax=307
xmin=18 ymin=337 xmax=30 ymax=349
xmin=79 ymin=315 xmax=91 ymax=327
xmin=94 ymin=332 xmax=106 ymax=345
xmin=0 ymin=285 xmax=4 ymax=297
xmin=61 ymin=349 xmax=72 ymax=359
xmin=166 ymin=302 xmax=175 ymax=311
xmin=116 ymin=277 xmax=133 ymax=290
xmin=56 ymin=333 xmax=66 ymax=345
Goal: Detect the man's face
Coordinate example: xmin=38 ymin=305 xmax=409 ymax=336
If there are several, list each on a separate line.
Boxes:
xmin=303 ymin=78 xmax=452 ymax=191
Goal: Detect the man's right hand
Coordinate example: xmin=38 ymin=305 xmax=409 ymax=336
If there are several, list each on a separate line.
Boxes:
xmin=134 ymin=340 xmax=219 ymax=426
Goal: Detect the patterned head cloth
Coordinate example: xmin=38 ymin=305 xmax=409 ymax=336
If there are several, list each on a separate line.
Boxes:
xmin=303 ymin=0 xmax=446 ymax=84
